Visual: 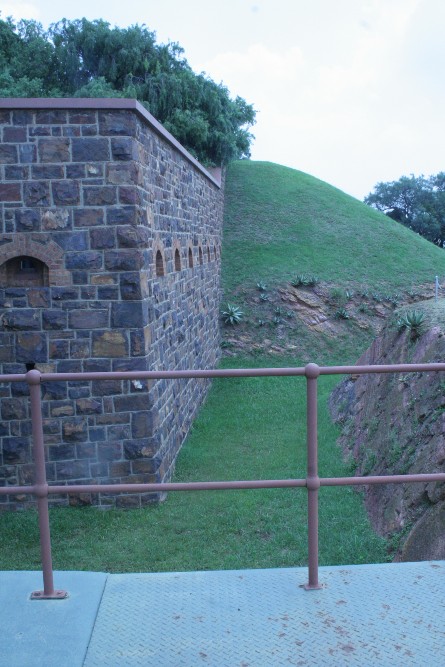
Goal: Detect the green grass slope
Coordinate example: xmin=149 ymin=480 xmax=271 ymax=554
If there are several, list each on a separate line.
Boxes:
xmin=222 ymin=161 xmax=444 ymax=293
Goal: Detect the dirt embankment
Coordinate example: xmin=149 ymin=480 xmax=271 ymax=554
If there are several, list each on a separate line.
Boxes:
xmin=329 ymin=308 xmax=445 ymax=561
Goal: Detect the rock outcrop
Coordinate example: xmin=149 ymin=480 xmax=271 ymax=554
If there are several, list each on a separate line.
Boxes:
xmin=329 ymin=302 xmax=445 ymax=560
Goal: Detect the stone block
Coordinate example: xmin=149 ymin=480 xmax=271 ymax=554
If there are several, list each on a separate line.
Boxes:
xmin=72 ymin=137 xmax=110 ymax=162
xmin=90 ymin=227 xmax=116 ymax=249
xmin=107 ymin=162 xmax=142 ymax=185
xmin=15 ymin=209 xmax=41 ymax=231
xmin=1 ymin=398 xmax=27 ymax=421
xmin=24 ymin=181 xmax=50 ymax=206
xmin=5 ymin=165 xmax=29 ymax=180
xmin=56 ymin=460 xmax=90 ymax=480
xmin=48 ymin=444 xmax=76 ymax=461
xmin=117 ymin=225 xmax=151 ymax=248
xmin=50 ymin=401 xmax=74 ymax=417
xmin=111 ymin=302 xmax=146 ymax=328
xmin=52 ymin=180 xmax=80 ymax=206
xmin=110 ymin=136 xmax=138 ymax=161
xmin=74 ymin=208 xmax=104 ymax=227
xmin=62 ymin=417 xmax=88 ymax=442
xmin=92 ymin=379 xmax=123 ymax=396
xmin=65 ymin=250 xmax=102 ymax=270
xmin=32 ymin=165 xmax=64 ymax=179
xmin=43 ymin=310 xmax=68 ymax=330
xmin=0 ymin=183 xmax=21 ymax=202
xmin=2 ymin=437 xmax=30 ymax=464
xmin=38 ymin=138 xmax=70 ymax=162
xmin=76 ymin=398 xmax=102 ymax=414
xmin=83 ymin=186 xmax=117 ymax=206
xmin=114 ymin=393 xmax=153 ymax=413
xmin=2 ymin=310 xmax=40 ymax=330
xmin=27 ymin=288 xmax=50 ymax=308
xmin=19 ymin=144 xmax=37 ymax=163
xmin=69 ymin=310 xmax=108 ymax=329
xmin=106 ymin=206 xmax=138 ymax=226
xmin=131 ymin=411 xmax=158 ymax=438
xmin=98 ymin=442 xmax=123 ymax=461
xmin=35 ymin=111 xmax=67 ymax=124
xmin=99 ymin=112 xmax=137 ymax=136
xmin=104 ymin=249 xmax=143 ymax=271
xmin=3 ymin=126 xmax=26 ymax=142
xmin=0 ymin=145 xmax=17 ymax=164
xmin=92 ymin=330 xmax=128 ymax=357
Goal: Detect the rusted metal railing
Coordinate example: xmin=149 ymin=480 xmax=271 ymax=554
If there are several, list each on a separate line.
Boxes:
xmin=1 ymin=362 xmax=445 ymax=597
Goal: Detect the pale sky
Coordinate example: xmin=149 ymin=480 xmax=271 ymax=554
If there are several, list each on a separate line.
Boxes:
xmin=1 ymin=0 xmax=444 ymax=200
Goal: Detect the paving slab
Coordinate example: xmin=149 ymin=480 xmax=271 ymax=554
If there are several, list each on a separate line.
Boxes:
xmin=84 ymin=561 xmax=445 ymax=666
xmin=1 ymin=570 xmax=107 ymax=667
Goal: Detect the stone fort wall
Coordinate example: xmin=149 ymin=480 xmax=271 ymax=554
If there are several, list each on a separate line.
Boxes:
xmin=0 ymin=99 xmax=224 ymax=509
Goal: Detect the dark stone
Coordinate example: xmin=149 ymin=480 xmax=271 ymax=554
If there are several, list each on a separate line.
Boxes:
xmin=5 ymin=165 xmax=29 ymax=180
xmin=24 ymin=181 xmax=50 ymax=206
xmin=114 ymin=394 xmax=153 ymax=413
xmin=117 ymin=226 xmax=151 ymax=248
xmin=49 ymin=339 xmax=69 ymax=359
xmin=99 ymin=112 xmax=137 ymax=136
xmin=106 ymin=206 xmax=138 ymax=226
xmin=83 ymin=186 xmax=117 ymax=206
xmin=69 ymin=111 xmax=97 ymax=124
xmin=41 ymin=382 xmax=67 ymax=401
xmin=35 ymin=111 xmax=67 ymax=124
xmin=131 ymin=411 xmax=157 ymax=438
xmin=97 ymin=442 xmax=123 ymax=461
xmin=74 ymin=208 xmax=104 ymax=227
xmin=51 ymin=287 xmax=79 ymax=301
xmin=56 ymin=460 xmax=90 ymax=480
xmin=90 ymin=228 xmax=116 ymax=249
xmin=0 ymin=183 xmax=21 ymax=202
xmin=92 ymin=380 xmax=123 ymax=396
xmin=16 ymin=332 xmax=47 ymax=363
xmin=62 ymin=417 xmax=88 ymax=442
xmin=119 ymin=273 xmax=142 ymax=300
xmin=1 ymin=309 xmax=40 ymax=330
xmin=111 ymin=302 xmax=146 ymax=328
xmin=105 ymin=249 xmax=143 ymax=271
xmin=38 ymin=138 xmax=70 ymax=162
xmin=3 ymin=437 xmax=30 ymax=464
xmin=69 ymin=310 xmax=108 ymax=329
xmin=12 ymin=111 xmax=33 ymax=126
xmin=65 ymin=251 xmax=102 ymax=270
xmin=3 ymin=127 xmax=27 ymax=142
xmin=27 ymin=288 xmax=50 ymax=308
xmin=32 ymin=165 xmax=64 ymax=179
xmin=43 ymin=310 xmax=67 ymax=330
xmin=70 ymin=341 xmax=91 ymax=358
xmin=72 ymin=138 xmax=110 ymax=162
xmin=110 ymin=136 xmax=138 ymax=161
xmin=76 ymin=398 xmax=102 ymax=414
xmin=0 ymin=145 xmax=18 ymax=163
xmin=1 ymin=398 xmax=27 ymax=421
xmin=52 ymin=181 xmax=80 ymax=206
xmin=97 ymin=286 xmax=119 ymax=300
xmin=15 ymin=209 xmax=40 ymax=231
xmin=52 ymin=231 xmax=88 ymax=251
xmin=48 ymin=444 xmax=76 ymax=461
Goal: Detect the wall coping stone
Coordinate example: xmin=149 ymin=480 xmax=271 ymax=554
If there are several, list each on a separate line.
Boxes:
xmin=0 ymin=98 xmax=221 ymax=188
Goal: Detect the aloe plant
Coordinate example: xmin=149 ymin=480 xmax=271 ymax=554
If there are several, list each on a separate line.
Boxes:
xmin=221 ymin=303 xmax=243 ymax=325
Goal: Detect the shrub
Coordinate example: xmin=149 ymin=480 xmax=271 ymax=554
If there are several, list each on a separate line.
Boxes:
xmin=221 ymin=303 xmax=243 ymax=325
xmin=397 ymin=310 xmax=426 ymax=340
xmin=290 ymin=274 xmax=318 ymax=287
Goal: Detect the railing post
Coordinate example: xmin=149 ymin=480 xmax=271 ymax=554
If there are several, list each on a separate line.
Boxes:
xmin=304 ymin=363 xmax=322 ymax=590
xmin=27 ymin=370 xmax=67 ymax=600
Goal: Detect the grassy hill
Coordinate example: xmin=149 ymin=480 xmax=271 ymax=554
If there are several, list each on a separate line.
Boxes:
xmin=221 ymin=161 xmax=444 ymax=364
xmin=222 ymin=161 xmax=444 ymax=292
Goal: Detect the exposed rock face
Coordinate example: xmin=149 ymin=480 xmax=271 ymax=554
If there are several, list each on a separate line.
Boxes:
xmin=329 ymin=316 xmax=445 ymax=561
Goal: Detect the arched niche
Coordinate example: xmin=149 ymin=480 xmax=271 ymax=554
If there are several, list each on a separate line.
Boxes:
xmin=0 ymin=255 xmax=49 ymax=287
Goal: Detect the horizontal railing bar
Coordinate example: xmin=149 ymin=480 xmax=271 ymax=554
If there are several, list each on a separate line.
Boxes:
xmin=321 ymin=473 xmax=445 ymax=486
xmin=1 ymin=361 xmax=445 ymax=385
xmin=2 ymin=473 xmax=444 ymax=497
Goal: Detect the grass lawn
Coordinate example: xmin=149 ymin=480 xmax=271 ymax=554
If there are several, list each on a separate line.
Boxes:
xmin=0 ymin=356 xmax=388 ymax=573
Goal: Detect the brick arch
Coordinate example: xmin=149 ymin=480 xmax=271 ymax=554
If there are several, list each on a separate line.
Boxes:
xmin=0 ymin=234 xmax=71 ymax=286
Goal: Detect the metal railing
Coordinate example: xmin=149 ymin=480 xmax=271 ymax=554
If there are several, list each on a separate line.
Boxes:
xmin=1 ymin=362 xmax=445 ymax=598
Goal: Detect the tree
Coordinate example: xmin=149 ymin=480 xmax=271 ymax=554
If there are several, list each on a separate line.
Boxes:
xmin=0 ymin=16 xmax=256 ymax=166
xmin=364 ymin=174 xmax=445 ymax=247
